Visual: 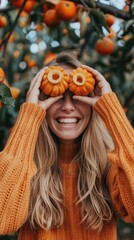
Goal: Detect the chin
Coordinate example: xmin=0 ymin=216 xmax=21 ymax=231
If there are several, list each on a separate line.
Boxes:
xmin=55 ymin=132 xmax=82 ymax=144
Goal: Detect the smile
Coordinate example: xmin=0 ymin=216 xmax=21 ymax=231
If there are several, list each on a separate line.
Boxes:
xmin=56 ymin=117 xmax=80 ymax=124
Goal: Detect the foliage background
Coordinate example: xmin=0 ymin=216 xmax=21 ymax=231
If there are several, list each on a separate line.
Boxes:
xmin=0 ymin=0 xmax=134 ymax=239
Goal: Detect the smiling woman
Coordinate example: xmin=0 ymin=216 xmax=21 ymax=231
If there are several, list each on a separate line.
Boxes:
xmin=46 ymin=89 xmax=91 ymax=143
xmin=0 ymin=52 xmax=134 ymax=240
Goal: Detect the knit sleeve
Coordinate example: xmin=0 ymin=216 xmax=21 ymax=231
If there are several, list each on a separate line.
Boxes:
xmin=94 ymin=92 xmax=134 ymax=221
xmin=0 ymin=102 xmax=46 ymax=235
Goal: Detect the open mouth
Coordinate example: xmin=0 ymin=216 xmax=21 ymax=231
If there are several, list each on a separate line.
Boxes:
xmin=56 ymin=117 xmax=80 ymax=124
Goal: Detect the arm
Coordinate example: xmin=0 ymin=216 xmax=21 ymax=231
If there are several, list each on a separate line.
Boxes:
xmin=0 ymin=68 xmax=63 ymax=234
xmin=94 ymin=93 xmax=134 ymax=221
xmin=73 ymin=66 xmax=134 ymax=221
xmin=0 ymin=102 xmax=45 ymax=234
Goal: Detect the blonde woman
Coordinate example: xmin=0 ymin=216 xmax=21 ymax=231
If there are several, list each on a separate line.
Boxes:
xmin=0 ymin=52 xmax=134 ymax=240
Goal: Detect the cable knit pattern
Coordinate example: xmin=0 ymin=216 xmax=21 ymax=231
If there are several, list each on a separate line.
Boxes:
xmin=0 ymin=103 xmax=45 ymax=235
xmin=94 ymin=93 xmax=134 ymax=223
xmin=0 ymin=93 xmax=134 ymax=240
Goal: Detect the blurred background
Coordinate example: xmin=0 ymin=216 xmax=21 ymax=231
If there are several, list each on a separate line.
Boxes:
xmin=0 ymin=0 xmax=134 ymax=239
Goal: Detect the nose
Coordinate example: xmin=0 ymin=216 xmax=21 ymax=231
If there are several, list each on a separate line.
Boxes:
xmin=61 ymin=92 xmax=75 ymax=113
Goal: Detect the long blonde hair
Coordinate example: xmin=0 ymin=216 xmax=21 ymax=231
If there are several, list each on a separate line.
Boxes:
xmin=29 ymin=52 xmax=114 ymax=232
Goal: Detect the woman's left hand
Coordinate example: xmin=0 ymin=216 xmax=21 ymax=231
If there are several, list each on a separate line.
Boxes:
xmin=73 ymin=65 xmax=112 ymax=106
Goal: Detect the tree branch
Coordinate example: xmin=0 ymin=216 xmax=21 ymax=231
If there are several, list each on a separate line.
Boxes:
xmin=0 ymin=0 xmax=28 ymax=62
xmin=78 ymin=24 xmax=94 ymax=59
xmin=73 ymin=0 xmax=132 ymax=20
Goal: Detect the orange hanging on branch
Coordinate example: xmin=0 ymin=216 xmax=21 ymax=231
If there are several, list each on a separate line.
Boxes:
xmin=0 ymin=16 xmax=7 ymax=28
xmin=104 ymin=14 xmax=115 ymax=27
xmin=40 ymin=66 xmax=69 ymax=97
xmin=43 ymin=9 xmax=61 ymax=28
xmin=10 ymin=0 xmax=36 ymax=12
xmin=95 ymin=37 xmax=114 ymax=55
xmin=69 ymin=67 xmax=95 ymax=96
xmin=24 ymin=0 xmax=36 ymax=13
xmin=56 ymin=1 xmax=77 ymax=21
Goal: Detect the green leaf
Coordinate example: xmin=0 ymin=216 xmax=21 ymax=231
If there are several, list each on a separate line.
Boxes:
xmin=0 ymin=84 xmax=15 ymax=107
xmin=0 ymin=96 xmax=15 ymax=107
xmin=88 ymin=0 xmax=96 ymax=8
xmin=91 ymin=8 xmax=110 ymax=32
xmin=0 ymin=83 xmax=12 ymax=98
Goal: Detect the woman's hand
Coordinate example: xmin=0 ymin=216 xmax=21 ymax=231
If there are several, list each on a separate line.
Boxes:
xmin=26 ymin=67 xmax=63 ymax=111
xmin=73 ymin=65 xmax=112 ymax=106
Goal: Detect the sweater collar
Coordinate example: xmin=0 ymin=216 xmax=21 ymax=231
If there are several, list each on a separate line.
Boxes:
xmin=58 ymin=142 xmax=80 ymax=164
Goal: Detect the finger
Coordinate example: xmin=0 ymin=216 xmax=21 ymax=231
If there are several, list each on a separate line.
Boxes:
xmin=29 ymin=71 xmax=42 ymax=91
xmin=81 ymin=65 xmax=106 ymax=83
xmin=29 ymin=67 xmax=48 ymax=91
xmin=73 ymin=95 xmax=91 ymax=104
xmin=40 ymin=95 xmax=63 ymax=111
xmin=81 ymin=65 xmax=112 ymax=95
xmin=26 ymin=68 xmax=48 ymax=101
xmin=32 ymin=69 xmax=47 ymax=90
xmin=73 ymin=95 xmax=99 ymax=106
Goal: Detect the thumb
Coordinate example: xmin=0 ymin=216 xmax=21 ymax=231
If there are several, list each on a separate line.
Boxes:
xmin=73 ymin=95 xmax=99 ymax=106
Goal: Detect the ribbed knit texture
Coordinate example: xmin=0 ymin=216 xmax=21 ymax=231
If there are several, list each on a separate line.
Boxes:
xmin=94 ymin=93 xmax=134 ymax=223
xmin=0 ymin=93 xmax=134 ymax=240
xmin=0 ymin=102 xmax=45 ymax=235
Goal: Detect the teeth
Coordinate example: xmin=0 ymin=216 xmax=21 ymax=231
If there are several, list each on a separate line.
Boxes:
xmin=57 ymin=118 xmax=78 ymax=123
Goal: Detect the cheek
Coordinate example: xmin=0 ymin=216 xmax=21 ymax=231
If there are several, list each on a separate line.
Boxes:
xmin=46 ymin=105 xmax=59 ymax=131
xmin=82 ymin=107 xmax=92 ymax=128
xmin=46 ymin=102 xmax=59 ymax=119
xmin=46 ymin=107 xmax=55 ymax=124
xmin=46 ymin=110 xmax=51 ymax=121
xmin=80 ymin=105 xmax=91 ymax=119
xmin=46 ymin=114 xmax=54 ymax=134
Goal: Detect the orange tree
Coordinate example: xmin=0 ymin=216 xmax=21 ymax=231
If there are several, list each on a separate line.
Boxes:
xmin=0 ymin=0 xmax=134 ymax=239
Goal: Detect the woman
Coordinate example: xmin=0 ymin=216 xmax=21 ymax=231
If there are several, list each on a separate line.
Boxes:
xmin=0 ymin=52 xmax=134 ymax=239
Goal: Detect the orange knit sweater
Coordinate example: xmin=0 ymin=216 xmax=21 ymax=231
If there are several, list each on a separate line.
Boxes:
xmin=0 ymin=93 xmax=134 ymax=240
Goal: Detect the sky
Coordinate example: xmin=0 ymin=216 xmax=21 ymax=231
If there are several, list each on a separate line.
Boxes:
xmin=100 ymin=0 xmax=125 ymax=9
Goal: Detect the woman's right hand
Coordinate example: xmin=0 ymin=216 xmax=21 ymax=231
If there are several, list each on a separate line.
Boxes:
xmin=26 ymin=67 xmax=63 ymax=111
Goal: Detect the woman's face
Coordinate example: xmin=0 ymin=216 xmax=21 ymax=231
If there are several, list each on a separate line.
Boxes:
xmin=46 ymin=66 xmax=92 ymax=144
